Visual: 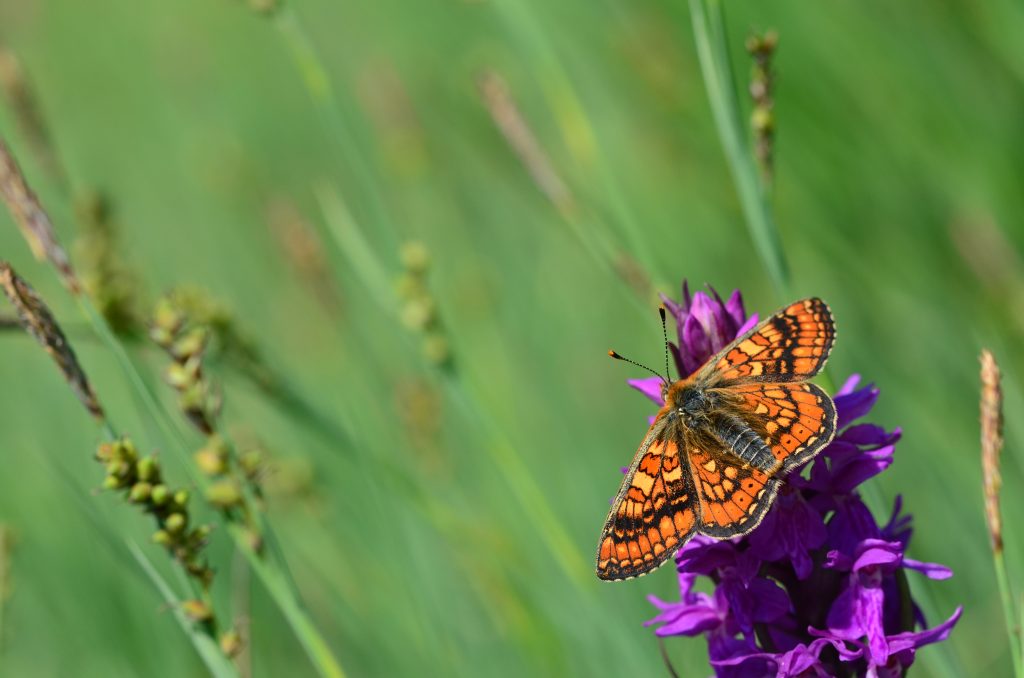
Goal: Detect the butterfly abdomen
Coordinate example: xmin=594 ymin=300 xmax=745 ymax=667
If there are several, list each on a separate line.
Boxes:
xmin=711 ymin=413 xmax=778 ymax=473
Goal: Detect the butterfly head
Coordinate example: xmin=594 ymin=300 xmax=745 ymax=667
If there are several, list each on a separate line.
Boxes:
xmin=665 ymin=382 xmax=719 ymax=428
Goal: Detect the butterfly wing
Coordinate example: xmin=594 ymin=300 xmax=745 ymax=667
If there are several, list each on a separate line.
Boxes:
xmin=701 ymin=298 xmax=835 ymax=385
xmin=729 ymin=381 xmax=837 ymax=473
xmin=685 ymin=298 xmax=837 ymax=538
xmin=596 ymin=420 xmax=698 ymax=581
xmin=686 ymin=438 xmax=781 ymax=538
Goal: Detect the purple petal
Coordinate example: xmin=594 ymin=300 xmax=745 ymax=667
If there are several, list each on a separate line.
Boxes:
xmin=659 ymin=292 xmax=684 ymax=325
xmin=824 ymin=550 xmax=853 ymax=571
xmin=834 ymin=381 xmax=880 ymax=429
xmin=745 ymin=577 xmax=791 ymax=624
xmin=748 ymin=490 xmax=827 ymax=580
xmin=881 ymin=495 xmax=913 ymax=546
xmin=839 ymin=423 xmax=901 ymax=448
xmin=735 ymin=313 xmax=759 ymax=337
xmin=902 ymin=558 xmax=953 ymax=580
xmin=852 ymin=540 xmax=903 ymax=572
xmin=836 ymin=374 xmax=862 ymax=397
xmin=827 ymin=496 xmax=883 ymax=555
xmin=646 ymin=605 xmax=722 ymax=637
xmin=808 ymin=627 xmax=866 ymax=661
xmin=676 ymin=536 xmax=735 ymax=575
xmin=628 ymin=376 xmax=665 ymax=406
xmin=887 ymin=606 xmax=962 ymax=655
xmin=724 ymin=289 xmax=747 ymax=331
xmin=681 ymin=312 xmax=710 ymax=375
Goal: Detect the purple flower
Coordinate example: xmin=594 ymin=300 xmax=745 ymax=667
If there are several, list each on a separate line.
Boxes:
xmin=660 ymin=281 xmax=758 ymax=378
xmin=634 ymin=283 xmax=960 ymax=677
xmin=809 ymin=607 xmax=963 ymax=676
xmin=748 ymin=486 xmax=826 ymax=580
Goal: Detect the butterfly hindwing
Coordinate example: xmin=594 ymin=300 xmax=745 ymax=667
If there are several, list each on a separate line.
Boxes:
xmin=597 ymin=424 xmax=697 ymax=581
xmin=706 ymin=298 xmax=835 ymax=384
xmin=731 ymin=381 xmax=837 ymax=473
xmin=687 ymin=439 xmax=781 ymax=538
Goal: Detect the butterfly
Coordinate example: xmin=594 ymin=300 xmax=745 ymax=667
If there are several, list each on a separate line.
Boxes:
xmin=596 ymin=298 xmax=837 ymax=581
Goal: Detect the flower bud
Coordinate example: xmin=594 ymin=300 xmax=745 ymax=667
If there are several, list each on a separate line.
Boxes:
xmin=400 ymin=241 xmax=430 ymax=273
xmin=206 ymin=480 xmax=242 ymax=508
xmin=128 ymin=482 xmax=152 ymax=503
xmin=194 ymin=435 xmax=228 ymax=476
xmin=136 ymin=456 xmax=160 ymax=483
xmin=165 ymin=513 xmax=187 ymax=534
xmin=150 ymin=484 xmax=170 ymax=506
xmin=171 ymin=327 xmax=208 ymax=361
xmin=220 ymin=630 xmax=243 ymax=657
xmin=181 ymin=599 xmax=213 ymax=622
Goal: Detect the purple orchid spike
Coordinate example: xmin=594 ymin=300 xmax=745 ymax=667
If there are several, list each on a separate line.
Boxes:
xmin=632 ymin=283 xmax=960 ymax=677
xmin=659 ymin=281 xmax=758 ymax=378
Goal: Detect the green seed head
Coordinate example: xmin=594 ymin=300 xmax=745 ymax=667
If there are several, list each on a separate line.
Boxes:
xmin=136 ymin=456 xmax=160 ymax=483
xmin=150 ymin=484 xmax=170 ymax=506
xmin=165 ymin=513 xmax=187 ymax=534
xmin=205 ymin=480 xmax=242 ymax=508
xmin=173 ymin=489 xmax=190 ymax=508
xmin=172 ymin=327 xmax=208 ymax=361
xmin=128 ymin=482 xmax=153 ymax=503
xmin=181 ymin=599 xmax=213 ymax=622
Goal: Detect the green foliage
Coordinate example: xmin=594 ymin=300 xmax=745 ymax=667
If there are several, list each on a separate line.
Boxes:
xmin=0 ymin=0 xmax=1022 ymax=675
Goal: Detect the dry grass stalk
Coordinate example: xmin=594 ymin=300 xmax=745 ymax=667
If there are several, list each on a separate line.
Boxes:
xmin=74 ymin=191 xmax=144 ymax=336
xmin=0 ymin=262 xmax=102 ymax=418
xmin=980 ymin=349 xmax=1004 ymax=553
xmin=0 ymin=49 xmax=66 ymax=187
xmin=0 ymin=140 xmax=78 ymax=293
xmin=267 ymin=198 xmax=341 ymax=313
xmin=478 ymin=71 xmax=576 ymax=218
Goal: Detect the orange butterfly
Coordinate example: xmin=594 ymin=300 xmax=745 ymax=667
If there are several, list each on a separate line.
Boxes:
xmin=596 ymin=298 xmax=837 ymax=581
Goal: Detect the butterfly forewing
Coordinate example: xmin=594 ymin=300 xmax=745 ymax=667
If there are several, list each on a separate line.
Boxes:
xmin=596 ymin=422 xmax=698 ymax=581
xmin=703 ymin=298 xmax=835 ymax=385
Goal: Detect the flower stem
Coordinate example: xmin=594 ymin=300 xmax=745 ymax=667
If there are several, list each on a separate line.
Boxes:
xmin=995 ymin=548 xmax=1023 ymax=677
xmin=688 ymin=0 xmax=790 ymax=300
xmin=230 ymin=525 xmax=346 ymax=678
xmin=128 ymin=541 xmax=239 ymax=678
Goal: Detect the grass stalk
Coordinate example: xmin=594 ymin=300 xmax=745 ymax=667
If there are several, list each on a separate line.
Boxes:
xmin=980 ymin=350 xmax=1022 ymax=677
xmin=129 ymin=541 xmax=239 ymax=678
xmin=688 ymin=0 xmax=790 ymax=299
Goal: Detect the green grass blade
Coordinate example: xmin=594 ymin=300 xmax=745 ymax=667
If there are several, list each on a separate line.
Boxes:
xmin=127 ymin=541 xmax=239 ymax=678
xmin=688 ymin=0 xmax=790 ymax=299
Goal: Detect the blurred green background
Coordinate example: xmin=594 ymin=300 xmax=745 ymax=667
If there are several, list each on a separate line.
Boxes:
xmin=0 ymin=0 xmax=1022 ymax=675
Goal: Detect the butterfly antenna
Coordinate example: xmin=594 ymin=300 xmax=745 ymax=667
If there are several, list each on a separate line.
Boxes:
xmin=659 ymin=305 xmax=672 ymax=382
xmin=608 ymin=350 xmax=669 ymax=386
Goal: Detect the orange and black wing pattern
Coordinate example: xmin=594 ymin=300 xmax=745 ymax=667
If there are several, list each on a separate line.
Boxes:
xmin=731 ymin=381 xmax=837 ymax=473
xmin=705 ymin=298 xmax=835 ymax=384
xmin=686 ymin=440 xmax=781 ymax=539
xmin=597 ymin=425 xmax=698 ymax=581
